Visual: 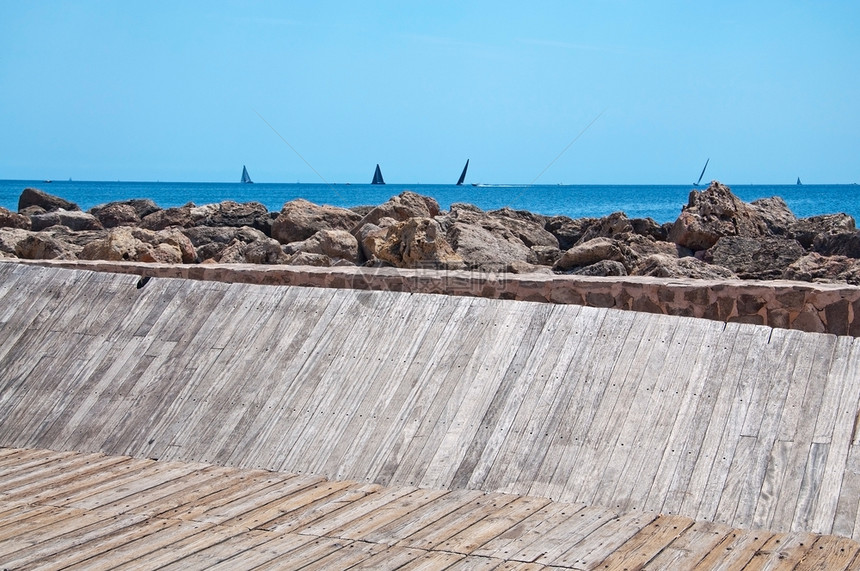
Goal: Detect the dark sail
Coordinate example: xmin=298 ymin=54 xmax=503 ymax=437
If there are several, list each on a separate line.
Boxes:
xmin=456 ymin=159 xmax=469 ymax=186
xmin=694 ymin=158 xmax=709 ymax=186
xmin=371 ymin=164 xmax=385 ymax=185
xmin=241 ymin=165 xmax=253 ymax=184
xmin=797 ymin=177 xmax=802 ymax=185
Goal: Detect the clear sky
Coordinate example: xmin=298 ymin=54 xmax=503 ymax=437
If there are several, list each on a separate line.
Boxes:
xmin=1 ymin=1 xmax=857 ymax=185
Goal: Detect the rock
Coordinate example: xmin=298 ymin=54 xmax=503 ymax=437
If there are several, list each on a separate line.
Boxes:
xmin=631 ymin=217 xmax=669 ymax=241
xmin=19 ymin=205 xmax=46 ymax=216
xmin=213 ymin=237 xmax=286 ymax=264
xmin=369 ymin=217 xmax=463 ymax=269
xmin=441 ymin=203 xmax=536 ymax=270
xmin=140 ymin=204 xmax=195 ymax=230
xmin=488 ymin=207 xmax=558 ymax=249
xmin=271 ymin=199 xmax=362 ymax=244
xmin=504 ymin=260 xmax=555 ymax=275
xmin=783 ymin=253 xmax=860 ymax=285
xmin=287 ymin=251 xmax=333 ymax=266
xmin=668 ymin=181 xmax=770 ymax=251
xmin=356 ymin=223 xmax=389 ymax=262
xmin=531 ymin=245 xmax=562 ymax=266
xmin=140 ymin=228 xmax=196 ymax=264
xmin=18 ymin=188 xmax=79 ymax=212
xmin=79 ymin=227 xmax=195 ymax=264
xmin=15 ymin=233 xmax=79 ymax=260
xmin=749 ymin=196 xmax=797 ymax=236
xmin=576 ymin=212 xmax=634 ymax=244
xmin=352 ymin=191 xmax=440 ymax=229
xmin=554 ymin=237 xmax=638 ymax=272
xmin=813 ymin=230 xmax=860 ymax=258
xmin=0 ymin=228 xmax=31 ymax=255
xmin=41 ymin=226 xmax=106 ymax=248
xmin=0 ymin=206 xmax=31 ymax=230
xmin=190 ymin=200 xmax=272 ymax=235
xmin=30 ymin=209 xmax=104 ymax=232
xmin=570 ymin=260 xmax=628 ymax=276
xmin=285 ymin=229 xmax=360 ymax=264
xmin=624 ymin=234 xmax=681 ymax=258
xmin=89 ymin=203 xmax=141 ymax=228
xmin=789 ymin=213 xmax=855 ymax=249
xmin=139 ymin=242 xmax=183 ymax=264
xmin=79 ymin=227 xmax=153 ymax=262
xmin=181 ymin=226 xmax=267 ymax=261
xmin=704 ymin=236 xmax=806 ymax=280
xmin=545 ymin=215 xmax=594 ymax=250
xmin=633 ymin=254 xmax=738 ymax=280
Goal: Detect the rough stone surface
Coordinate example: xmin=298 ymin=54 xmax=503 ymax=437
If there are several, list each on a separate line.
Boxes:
xmin=18 ymin=188 xmax=80 ymax=212
xmin=352 ymin=191 xmax=441 ymax=229
xmin=89 ymin=203 xmax=141 ymax=228
xmin=285 ymin=229 xmax=360 ymax=264
xmin=140 ymin=204 xmax=196 ymax=230
xmin=705 ymin=236 xmax=806 ymax=280
xmin=30 ymin=209 xmax=104 ymax=232
xmin=783 ymin=253 xmax=860 ymax=285
xmin=545 ymin=216 xmax=594 ymax=250
xmin=790 ymin=214 xmax=856 ymax=249
xmin=554 ymin=237 xmax=637 ymax=272
xmin=0 ymin=207 xmax=32 ymax=230
xmin=488 ymin=208 xmax=558 ymax=249
xmin=14 ymin=234 xmax=79 ymax=260
xmin=749 ymin=196 xmax=798 ymax=236
xmin=570 ymin=259 xmax=628 ymax=277
xmin=272 ymin=199 xmax=362 ymax=244
xmin=813 ymin=231 xmax=860 ymax=259
xmin=190 ymin=201 xmax=272 ymax=234
xmin=370 ymin=217 xmax=463 ymax=269
xmin=0 ymin=228 xmax=31 ymax=255
xmin=633 ymin=254 xmax=738 ymax=280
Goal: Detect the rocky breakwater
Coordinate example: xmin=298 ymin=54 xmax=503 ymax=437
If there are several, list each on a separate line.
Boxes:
xmin=2 ymin=182 xmax=860 ymax=287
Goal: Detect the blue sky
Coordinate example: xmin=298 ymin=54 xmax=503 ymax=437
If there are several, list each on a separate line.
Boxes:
xmin=1 ymin=1 xmax=857 ymax=184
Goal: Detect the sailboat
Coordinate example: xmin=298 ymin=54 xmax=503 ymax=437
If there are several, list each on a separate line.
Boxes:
xmin=371 ymin=164 xmax=385 ymax=185
xmin=797 ymin=177 xmax=802 ymax=185
xmin=693 ymin=158 xmax=709 ymax=187
xmin=241 ymin=165 xmax=253 ymax=184
xmin=456 ymin=159 xmax=469 ymax=186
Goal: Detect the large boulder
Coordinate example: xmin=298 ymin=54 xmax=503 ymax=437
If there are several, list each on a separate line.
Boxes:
xmin=554 ymin=237 xmax=638 ymax=273
xmin=271 ymin=199 xmax=362 ymax=244
xmin=181 ymin=226 xmax=268 ymax=262
xmin=488 ymin=207 xmax=558 ymax=249
xmin=783 ymin=253 xmax=860 ymax=285
xmin=545 ymin=216 xmax=596 ymax=251
xmin=812 ymin=230 xmax=860 ymax=258
xmin=14 ymin=233 xmax=79 ymax=260
xmin=189 ymin=201 xmax=273 ymax=235
xmin=368 ymin=217 xmax=463 ymax=269
xmin=441 ymin=203 xmax=537 ymax=270
xmin=285 ymin=229 xmax=360 ymax=264
xmin=0 ymin=228 xmax=31 ymax=255
xmin=89 ymin=199 xmax=159 ymax=228
xmin=352 ymin=191 xmax=440 ymax=230
xmin=668 ymin=181 xmax=770 ymax=251
xmin=30 ymin=209 xmax=104 ymax=232
xmin=704 ymin=236 xmax=806 ymax=280
xmin=749 ymin=196 xmax=797 ymax=236
xmin=140 ymin=204 xmax=196 ymax=230
xmin=18 ymin=188 xmax=79 ymax=212
xmin=789 ymin=213 xmax=855 ymax=249
xmin=632 ymin=254 xmax=737 ymax=280
xmin=214 ymin=237 xmax=286 ymax=264
xmin=79 ymin=227 xmax=194 ymax=264
xmin=0 ymin=206 xmax=31 ymax=230
xmin=570 ymin=260 xmax=628 ymax=277
xmin=575 ymin=212 xmax=634 ymax=244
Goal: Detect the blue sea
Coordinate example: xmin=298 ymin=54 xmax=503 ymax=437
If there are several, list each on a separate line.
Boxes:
xmin=1 ymin=180 xmax=858 ymax=224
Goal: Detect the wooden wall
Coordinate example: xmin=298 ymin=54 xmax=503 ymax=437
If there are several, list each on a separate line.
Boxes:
xmin=2 ymin=263 xmax=860 ymax=539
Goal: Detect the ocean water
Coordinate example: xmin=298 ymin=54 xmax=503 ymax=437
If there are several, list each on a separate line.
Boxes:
xmin=1 ymin=179 xmax=858 ymax=224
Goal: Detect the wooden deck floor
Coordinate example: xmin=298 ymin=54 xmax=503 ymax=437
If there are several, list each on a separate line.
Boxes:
xmin=2 ymin=447 xmax=859 ymax=570
xmin=1 ymin=264 xmax=860 ymax=542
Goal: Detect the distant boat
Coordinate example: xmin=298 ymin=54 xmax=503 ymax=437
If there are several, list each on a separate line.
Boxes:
xmin=693 ymin=158 xmax=710 ymax=187
xmin=456 ymin=159 xmax=470 ymax=186
xmin=371 ymin=164 xmax=385 ymax=185
xmin=241 ymin=165 xmax=253 ymax=184
xmin=797 ymin=177 xmax=802 ymax=185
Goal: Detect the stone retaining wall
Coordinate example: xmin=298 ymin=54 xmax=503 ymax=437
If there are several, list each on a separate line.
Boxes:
xmin=5 ymin=259 xmax=860 ymax=336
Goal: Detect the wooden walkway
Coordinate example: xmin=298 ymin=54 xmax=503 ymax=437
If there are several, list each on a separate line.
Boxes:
xmin=1 ymin=447 xmax=859 ymax=570
xmin=2 ymin=264 xmax=860 ymax=542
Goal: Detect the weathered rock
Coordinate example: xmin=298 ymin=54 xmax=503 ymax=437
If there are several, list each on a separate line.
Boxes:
xmin=242 ymin=238 xmax=287 ymax=264
xmin=631 ymin=217 xmax=669 ymax=241
xmin=576 ymin=212 xmax=634 ymax=244
xmin=79 ymin=227 xmax=153 ymax=262
xmin=545 ymin=215 xmax=594 ymax=250
xmin=41 ymin=226 xmax=107 ymax=248
xmin=369 ymin=217 xmax=463 ymax=269
xmin=139 ymin=243 xmax=183 ymax=264
xmin=488 ymin=207 xmax=558 ymax=249
xmin=19 ymin=205 xmax=46 ymax=216
xmin=705 ymin=236 xmax=806 ymax=280
xmin=181 ymin=226 xmax=267 ymax=261
xmin=668 ymin=181 xmax=770 ymax=251
xmin=79 ymin=227 xmax=195 ymax=264
xmin=783 ymin=253 xmax=860 ymax=285
xmin=140 ymin=204 xmax=196 ymax=230
xmin=138 ymin=228 xmax=196 ymax=264
xmin=441 ymin=203 xmax=537 ymax=270
xmin=15 ymin=233 xmax=79 ymax=260
xmin=190 ymin=201 xmax=272 ymax=234
xmin=272 ymin=199 xmax=362 ymax=244
xmin=357 ymin=223 xmax=389 ymax=262
xmin=813 ymin=230 xmax=860 ymax=259
xmin=30 ymin=209 xmax=104 ymax=232
xmin=287 ymin=251 xmax=332 ymax=266
xmin=0 ymin=228 xmax=31 ymax=255
xmin=624 ymin=234 xmax=680 ymax=258
xmin=352 ymin=191 xmax=440 ymax=230
xmin=554 ymin=237 xmax=638 ymax=272
xmin=0 ymin=206 xmax=31 ymax=230
xmin=570 ymin=260 xmax=628 ymax=277
xmin=531 ymin=245 xmax=562 ymax=266
xmin=790 ymin=213 xmax=856 ymax=249
xmin=749 ymin=196 xmax=797 ymax=236
xmin=18 ymin=187 xmax=79 ymax=212
xmin=286 ymin=229 xmax=360 ymax=264
xmin=633 ymin=254 xmax=738 ymax=280
xmin=503 ymin=260 xmax=555 ymax=275
xmin=89 ymin=203 xmax=141 ymax=228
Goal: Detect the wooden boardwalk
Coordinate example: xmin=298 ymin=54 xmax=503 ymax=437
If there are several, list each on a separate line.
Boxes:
xmin=1 ymin=447 xmax=859 ymax=570
xmin=2 ymin=263 xmax=860 ymax=544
